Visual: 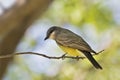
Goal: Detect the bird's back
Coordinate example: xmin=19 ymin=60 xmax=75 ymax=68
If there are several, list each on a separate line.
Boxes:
xmin=55 ymin=28 xmax=95 ymax=53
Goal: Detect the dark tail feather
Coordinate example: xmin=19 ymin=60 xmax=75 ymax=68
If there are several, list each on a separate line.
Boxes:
xmin=82 ymin=51 xmax=102 ymax=69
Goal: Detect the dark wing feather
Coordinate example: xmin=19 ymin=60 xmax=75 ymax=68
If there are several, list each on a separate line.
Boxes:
xmin=55 ymin=29 xmax=95 ymax=53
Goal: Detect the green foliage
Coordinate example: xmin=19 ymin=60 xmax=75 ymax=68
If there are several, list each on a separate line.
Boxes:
xmin=45 ymin=0 xmax=115 ymax=31
xmin=5 ymin=0 xmax=120 ymax=80
xmin=42 ymin=0 xmax=120 ymax=80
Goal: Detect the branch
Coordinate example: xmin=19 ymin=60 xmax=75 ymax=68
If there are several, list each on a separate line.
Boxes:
xmin=0 ymin=0 xmax=53 ymax=79
xmin=0 ymin=50 xmax=104 ymax=60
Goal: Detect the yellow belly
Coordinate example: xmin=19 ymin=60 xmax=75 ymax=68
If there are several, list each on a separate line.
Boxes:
xmin=59 ymin=45 xmax=84 ymax=57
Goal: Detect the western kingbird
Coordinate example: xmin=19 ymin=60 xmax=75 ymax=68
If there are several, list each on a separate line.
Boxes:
xmin=44 ymin=26 xmax=102 ymax=69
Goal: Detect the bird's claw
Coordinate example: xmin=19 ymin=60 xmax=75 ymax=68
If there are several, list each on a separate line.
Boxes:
xmin=61 ymin=53 xmax=66 ymax=60
xmin=76 ymin=56 xmax=80 ymax=61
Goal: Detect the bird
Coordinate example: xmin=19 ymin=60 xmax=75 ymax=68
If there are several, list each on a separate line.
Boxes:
xmin=44 ymin=26 xmax=102 ymax=69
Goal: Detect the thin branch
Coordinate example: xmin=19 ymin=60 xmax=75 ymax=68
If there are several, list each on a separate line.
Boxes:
xmin=0 ymin=50 xmax=104 ymax=60
xmin=95 ymin=50 xmax=104 ymax=55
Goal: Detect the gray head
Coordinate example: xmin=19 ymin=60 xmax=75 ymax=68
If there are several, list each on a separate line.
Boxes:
xmin=44 ymin=26 xmax=62 ymax=40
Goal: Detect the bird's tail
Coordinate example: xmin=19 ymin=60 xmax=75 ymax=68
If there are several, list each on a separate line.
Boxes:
xmin=82 ymin=51 xmax=102 ymax=69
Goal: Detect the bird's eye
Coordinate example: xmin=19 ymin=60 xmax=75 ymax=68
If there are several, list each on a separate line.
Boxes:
xmin=49 ymin=28 xmax=55 ymax=34
xmin=50 ymin=30 xmax=53 ymax=34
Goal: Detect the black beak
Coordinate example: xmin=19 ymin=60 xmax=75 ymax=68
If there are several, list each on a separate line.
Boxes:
xmin=44 ymin=36 xmax=48 ymax=40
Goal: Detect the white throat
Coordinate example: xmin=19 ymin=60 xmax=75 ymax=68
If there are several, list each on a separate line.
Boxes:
xmin=49 ymin=31 xmax=55 ymax=39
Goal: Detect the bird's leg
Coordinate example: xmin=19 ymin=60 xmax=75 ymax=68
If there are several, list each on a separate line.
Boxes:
xmin=61 ymin=53 xmax=67 ymax=60
xmin=75 ymin=56 xmax=80 ymax=61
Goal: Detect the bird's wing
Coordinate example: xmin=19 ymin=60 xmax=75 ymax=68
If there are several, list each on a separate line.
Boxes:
xmin=56 ymin=32 xmax=94 ymax=53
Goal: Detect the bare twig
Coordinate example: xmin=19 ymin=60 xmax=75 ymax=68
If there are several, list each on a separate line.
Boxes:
xmin=0 ymin=0 xmax=53 ymax=79
xmin=0 ymin=50 xmax=104 ymax=60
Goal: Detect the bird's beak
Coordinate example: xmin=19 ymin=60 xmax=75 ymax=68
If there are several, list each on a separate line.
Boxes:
xmin=44 ymin=36 xmax=48 ymax=40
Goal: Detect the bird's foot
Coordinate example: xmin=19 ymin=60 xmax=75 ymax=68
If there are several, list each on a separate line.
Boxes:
xmin=61 ymin=53 xmax=67 ymax=60
xmin=75 ymin=56 xmax=85 ymax=61
xmin=75 ymin=56 xmax=80 ymax=61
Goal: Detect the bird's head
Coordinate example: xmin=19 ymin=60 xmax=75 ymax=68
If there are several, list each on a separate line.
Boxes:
xmin=44 ymin=26 xmax=60 ymax=40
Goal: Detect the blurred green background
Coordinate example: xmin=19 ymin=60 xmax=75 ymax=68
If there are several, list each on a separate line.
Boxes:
xmin=2 ymin=0 xmax=120 ymax=80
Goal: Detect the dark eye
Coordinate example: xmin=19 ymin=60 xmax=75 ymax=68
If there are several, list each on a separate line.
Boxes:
xmin=50 ymin=30 xmax=53 ymax=34
xmin=47 ymin=29 xmax=54 ymax=37
xmin=47 ymin=26 xmax=57 ymax=36
xmin=49 ymin=28 xmax=56 ymax=34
